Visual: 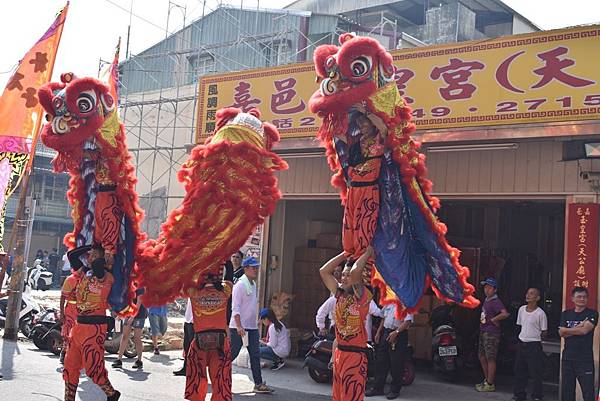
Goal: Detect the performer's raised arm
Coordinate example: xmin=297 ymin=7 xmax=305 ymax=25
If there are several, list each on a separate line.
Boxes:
xmin=320 ymin=252 xmax=347 ymax=294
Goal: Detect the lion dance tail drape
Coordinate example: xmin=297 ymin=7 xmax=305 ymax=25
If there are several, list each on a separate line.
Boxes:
xmin=137 ymin=108 xmax=287 ymax=306
xmin=309 ymin=33 xmax=479 ymax=317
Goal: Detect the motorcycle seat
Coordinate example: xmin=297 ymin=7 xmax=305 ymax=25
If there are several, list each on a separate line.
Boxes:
xmin=433 ymin=325 xmax=455 ymax=336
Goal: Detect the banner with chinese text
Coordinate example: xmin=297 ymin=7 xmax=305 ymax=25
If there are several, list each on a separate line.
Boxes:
xmin=565 ymin=203 xmax=599 ymax=308
xmin=196 ymin=24 xmax=600 ymax=141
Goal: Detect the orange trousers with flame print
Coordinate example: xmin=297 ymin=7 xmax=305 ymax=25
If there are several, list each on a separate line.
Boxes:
xmin=63 ymin=322 xmax=115 ymax=398
xmin=333 ymin=348 xmax=369 ymax=401
xmin=185 ymin=337 xmax=232 ymax=401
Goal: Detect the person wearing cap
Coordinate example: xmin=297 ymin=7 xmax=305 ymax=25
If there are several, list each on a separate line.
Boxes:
xmin=476 ymin=277 xmax=509 ymax=393
xmin=259 ymin=308 xmax=290 ymax=370
xmin=229 ymin=256 xmax=273 ymax=393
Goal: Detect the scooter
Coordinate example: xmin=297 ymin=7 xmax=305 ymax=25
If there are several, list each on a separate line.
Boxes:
xmin=26 ymin=261 xmax=53 ymax=291
xmin=31 ymin=313 xmax=137 ymax=359
xmin=431 ymin=304 xmax=461 ymax=380
xmin=0 ymin=291 xmax=40 ymax=338
xmin=31 ymin=308 xmax=62 ymax=355
xmin=304 ymin=333 xmax=415 ymax=385
xmin=104 ymin=317 xmax=137 ymax=358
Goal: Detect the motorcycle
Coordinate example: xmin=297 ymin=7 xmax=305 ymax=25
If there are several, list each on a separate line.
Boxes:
xmin=26 ymin=260 xmax=53 ymax=291
xmin=0 ymin=291 xmax=40 ymax=337
xmin=31 ymin=308 xmax=62 ymax=355
xmin=304 ymin=333 xmax=415 ymax=386
xmin=431 ymin=304 xmax=462 ymax=380
xmin=31 ymin=313 xmax=137 ymax=358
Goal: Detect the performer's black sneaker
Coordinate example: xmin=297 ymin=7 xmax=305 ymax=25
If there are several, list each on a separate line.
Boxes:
xmin=173 ymin=368 xmax=186 ymax=376
xmin=107 ymin=390 xmax=121 ymax=401
xmin=111 ymin=359 xmax=122 ymax=368
xmin=386 ymin=389 xmax=400 ymax=400
xmin=132 ymin=360 xmax=143 ymax=369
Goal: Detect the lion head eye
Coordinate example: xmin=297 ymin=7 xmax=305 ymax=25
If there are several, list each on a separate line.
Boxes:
xmin=76 ymin=90 xmax=97 ymax=114
xmin=350 ymin=56 xmax=372 ymax=78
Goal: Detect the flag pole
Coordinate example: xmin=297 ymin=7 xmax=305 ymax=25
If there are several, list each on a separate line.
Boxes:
xmin=3 ymin=3 xmax=69 ymax=341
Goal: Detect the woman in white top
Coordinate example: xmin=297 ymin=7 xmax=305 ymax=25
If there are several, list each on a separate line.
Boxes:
xmin=259 ymin=308 xmax=290 ymax=371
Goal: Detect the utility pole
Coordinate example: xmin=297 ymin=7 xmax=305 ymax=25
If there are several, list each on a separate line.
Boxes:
xmin=3 ymin=172 xmax=35 ymax=340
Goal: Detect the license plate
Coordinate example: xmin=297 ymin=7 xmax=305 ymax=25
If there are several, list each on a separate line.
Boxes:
xmin=439 ymin=346 xmax=457 ymax=356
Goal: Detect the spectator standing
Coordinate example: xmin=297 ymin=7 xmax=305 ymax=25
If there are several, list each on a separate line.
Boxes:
xmin=173 ymin=299 xmax=194 ymax=376
xmin=559 ymin=287 xmax=598 ymax=401
xmin=48 ymin=248 xmax=60 ymax=287
xmin=148 ymin=304 xmax=168 ymax=355
xmin=60 ymin=253 xmax=71 ymax=286
xmin=511 ymin=287 xmax=547 ymax=401
xmin=259 ymin=308 xmax=291 ymax=370
xmin=476 ymin=278 xmax=509 ymax=393
xmin=229 ymin=257 xmax=273 ymax=393
xmin=366 ymin=304 xmax=412 ymax=399
xmin=112 ymin=288 xmax=147 ymax=369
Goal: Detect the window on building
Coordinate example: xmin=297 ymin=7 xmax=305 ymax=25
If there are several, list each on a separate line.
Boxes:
xmin=188 ymin=53 xmax=216 ymax=80
xmin=43 ymin=173 xmax=69 ymax=201
xmin=264 ymin=40 xmax=292 ymax=66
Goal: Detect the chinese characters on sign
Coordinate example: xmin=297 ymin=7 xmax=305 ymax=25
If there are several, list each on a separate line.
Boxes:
xmin=566 ymin=204 xmax=599 ymax=308
xmin=197 ymin=25 xmax=600 ymax=140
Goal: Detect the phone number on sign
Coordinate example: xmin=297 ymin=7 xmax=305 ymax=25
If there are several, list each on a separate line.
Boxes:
xmin=411 ymin=94 xmax=600 ymax=119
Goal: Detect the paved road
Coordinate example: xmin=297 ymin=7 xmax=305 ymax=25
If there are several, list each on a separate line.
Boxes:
xmin=0 ymin=337 xmax=559 ymax=401
xmin=0 ymin=339 xmax=330 ymax=401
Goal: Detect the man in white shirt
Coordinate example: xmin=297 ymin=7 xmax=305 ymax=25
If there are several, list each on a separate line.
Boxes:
xmin=229 ymin=257 xmax=273 ymax=393
xmin=366 ymin=304 xmax=412 ymax=400
xmin=512 ymin=287 xmax=547 ymax=401
xmin=316 ymin=295 xmax=336 ymax=335
xmin=173 ymin=299 xmax=194 ymax=376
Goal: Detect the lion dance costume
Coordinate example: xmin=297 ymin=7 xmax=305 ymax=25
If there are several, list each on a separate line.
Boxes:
xmin=310 ymin=33 xmax=478 ymax=314
xmin=39 ymin=73 xmax=287 ymax=400
xmin=309 ymin=33 xmax=479 ymax=401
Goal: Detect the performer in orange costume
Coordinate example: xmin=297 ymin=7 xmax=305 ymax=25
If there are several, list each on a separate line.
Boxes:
xmin=320 ymin=247 xmax=373 ymax=401
xmin=342 ymin=109 xmax=387 ymax=263
xmin=185 ymin=269 xmax=233 ymax=401
xmin=62 ymin=245 xmax=121 ymax=401
xmin=58 ymin=247 xmax=86 ymax=364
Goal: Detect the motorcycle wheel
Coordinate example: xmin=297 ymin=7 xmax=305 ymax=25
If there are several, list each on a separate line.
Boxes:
xmin=402 ymin=361 xmax=416 ymax=386
xmin=47 ymin=329 xmax=63 ymax=356
xmin=32 ymin=329 xmax=49 ymax=350
xmin=123 ymin=337 xmax=137 ymax=359
xmin=308 ymin=366 xmax=332 ymax=383
xmin=19 ymin=318 xmax=33 ymax=338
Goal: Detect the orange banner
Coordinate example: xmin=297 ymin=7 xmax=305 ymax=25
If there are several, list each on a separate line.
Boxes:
xmin=0 ymin=3 xmax=69 ymax=153
xmin=196 ymin=24 xmax=600 ymax=141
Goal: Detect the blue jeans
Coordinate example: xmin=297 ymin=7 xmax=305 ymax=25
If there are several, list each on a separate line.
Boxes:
xmin=260 ymin=346 xmax=281 ymax=362
xmin=230 ymin=328 xmax=262 ymax=385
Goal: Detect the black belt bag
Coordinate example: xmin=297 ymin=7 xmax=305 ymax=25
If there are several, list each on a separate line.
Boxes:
xmin=337 ymin=343 xmax=372 ymax=357
xmin=77 ymin=315 xmax=114 ymax=332
xmin=195 ymin=330 xmax=227 ymax=352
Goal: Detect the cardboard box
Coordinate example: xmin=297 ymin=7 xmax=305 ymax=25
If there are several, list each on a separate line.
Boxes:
xmin=412 ymin=313 xmax=430 ymax=327
xmin=416 ymin=295 xmax=432 ymax=313
xmin=432 ymin=296 xmax=445 ymax=310
xmin=411 ymin=326 xmax=433 ymax=361
xmin=308 ymin=221 xmax=341 ymax=238
xmin=316 ymin=233 xmax=342 ymax=249
xmin=295 ymin=247 xmax=339 ymax=263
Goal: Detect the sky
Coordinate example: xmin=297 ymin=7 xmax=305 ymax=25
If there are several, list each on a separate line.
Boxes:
xmin=0 ymin=0 xmax=599 ymax=89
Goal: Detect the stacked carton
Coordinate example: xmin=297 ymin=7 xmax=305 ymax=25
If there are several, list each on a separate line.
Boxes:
xmin=407 ymin=294 xmax=444 ymax=361
xmin=291 ymin=221 xmax=342 ymax=330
